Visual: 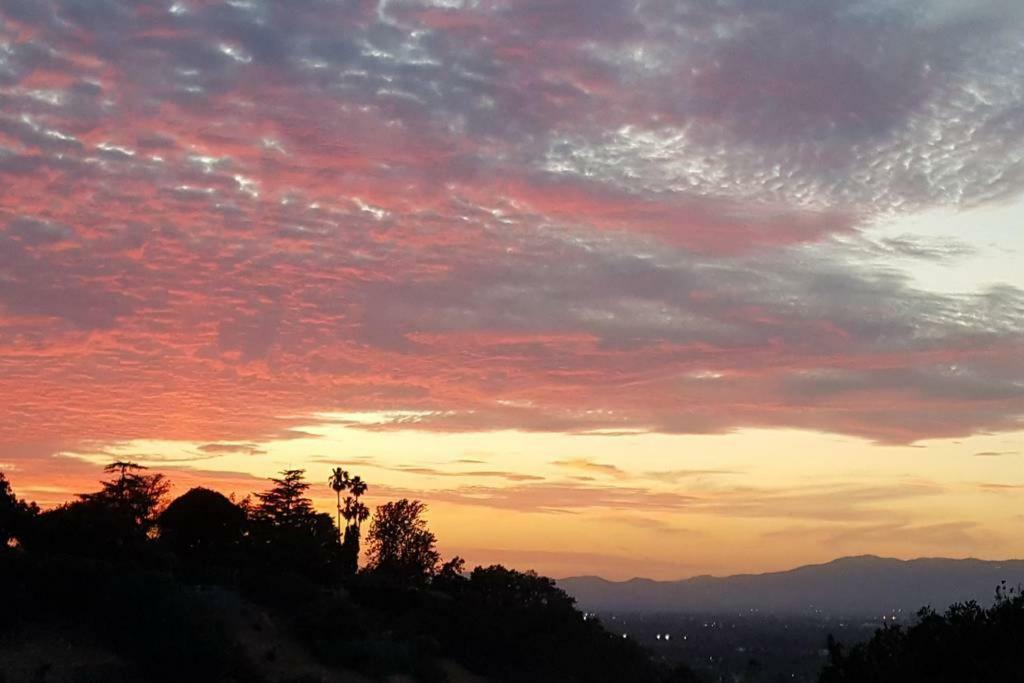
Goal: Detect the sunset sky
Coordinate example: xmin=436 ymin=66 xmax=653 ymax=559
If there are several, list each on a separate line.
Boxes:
xmin=2 ymin=0 xmax=1023 ymax=580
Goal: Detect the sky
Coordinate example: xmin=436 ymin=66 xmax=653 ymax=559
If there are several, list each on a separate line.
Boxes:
xmin=1 ymin=0 xmax=1023 ymax=580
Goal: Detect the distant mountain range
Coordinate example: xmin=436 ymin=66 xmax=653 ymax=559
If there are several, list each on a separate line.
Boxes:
xmin=558 ymin=556 xmax=1024 ymax=616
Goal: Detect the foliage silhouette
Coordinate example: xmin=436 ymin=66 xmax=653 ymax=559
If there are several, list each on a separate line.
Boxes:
xmin=820 ymin=582 xmax=1024 ymax=682
xmin=158 ymin=486 xmax=246 ymax=579
xmin=327 ymin=466 xmax=350 ymax=542
xmin=431 ymin=564 xmax=675 ymax=682
xmin=250 ymin=469 xmax=339 ymax=582
xmin=434 ymin=555 xmax=467 ymax=589
xmin=22 ymin=497 xmax=150 ymax=561
xmin=0 ymin=471 xmax=37 ymax=548
xmin=1 ymin=466 xmax=699 ymax=682
xmin=328 ymin=466 xmax=370 ymax=575
xmin=81 ymin=461 xmax=170 ymax=534
xmin=365 ymin=498 xmax=440 ymax=583
xmin=253 ymin=468 xmax=316 ymax=528
xmin=18 ymin=461 xmax=169 ymax=563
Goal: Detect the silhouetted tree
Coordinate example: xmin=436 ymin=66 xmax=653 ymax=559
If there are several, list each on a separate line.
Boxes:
xmin=23 ymin=498 xmax=147 ymax=560
xmin=327 ymin=467 xmax=370 ymax=575
xmin=19 ymin=462 xmax=168 ymax=560
xmin=341 ymin=497 xmax=369 ymax=573
xmin=250 ymin=469 xmax=339 ymax=581
xmin=434 ymin=555 xmax=467 ymax=588
xmin=365 ymin=499 xmax=439 ymax=582
xmin=440 ymin=564 xmax=668 ymax=682
xmin=3 ymin=466 xmax=701 ymax=682
xmin=342 ymin=495 xmax=370 ymax=531
xmin=470 ymin=565 xmax=576 ymax=611
xmin=348 ymin=475 xmax=367 ymax=498
xmin=327 ymin=466 xmax=350 ymax=542
xmin=0 ymin=471 xmax=38 ymax=548
xmin=253 ymin=469 xmax=316 ymax=528
xmin=159 ymin=487 xmax=246 ymax=570
xmin=80 ymin=461 xmax=170 ymax=534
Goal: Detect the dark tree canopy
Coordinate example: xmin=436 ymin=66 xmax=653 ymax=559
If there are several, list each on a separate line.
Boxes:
xmin=437 ymin=564 xmax=671 ymax=683
xmin=434 ymin=555 xmax=467 ymax=587
xmin=80 ymin=461 xmax=170 ymax=533
xmin=468 ymin=565 xmax=577 ymax=611
xmin=2 ymin=466 xmax=698 ymax=683
xmin=158 ymin=487 xmax=246 ymax=560
xmin=18 ymin=462 xmax=168 ymax=560
xmin=24 ymin=498 xmax=148 ymax=560
xmin=327 ymin=465 xmax=370 ymax=576
xmin=252 ymin=468 xmax=316 ymax=529
xmin=0 ymin=471 xmax=38 ymax=547
xmin=365 ymin=498 xmax=440 ymax=582
xmin=820 ymin=583 xmax=1024 ymax=682
xmin=249 ymin=469 xmax=340 ymax=581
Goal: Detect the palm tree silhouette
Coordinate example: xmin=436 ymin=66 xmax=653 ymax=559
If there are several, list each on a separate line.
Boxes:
xmin=349 ymin=475 xmax=367 ymax=500
xmin=341 ymin=496 xmax=369 ymax=530
xmin=345 ymin=475 xmax=369 ymax=532
xmin=327 ymin=467 xmax=350 ymax=543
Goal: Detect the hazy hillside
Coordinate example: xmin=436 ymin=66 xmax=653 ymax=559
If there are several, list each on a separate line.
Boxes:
xmin=559 ymin=556 xmax=1024 ymax=615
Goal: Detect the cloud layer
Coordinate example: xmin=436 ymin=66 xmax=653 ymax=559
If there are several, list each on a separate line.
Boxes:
xmin=2 ymin=0 xmax=1024 ymax=462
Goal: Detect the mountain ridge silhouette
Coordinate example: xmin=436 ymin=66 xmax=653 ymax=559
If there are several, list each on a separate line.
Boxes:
xmin=558 ymin=555 xmax=1024 ymax=615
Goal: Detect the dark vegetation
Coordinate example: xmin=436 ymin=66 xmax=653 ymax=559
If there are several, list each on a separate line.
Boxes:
xmin=583 ymin=599 xmax=1024 ymax=682
xmin=6 ymin=465 xmax=1023 ymax=682
xmin=0 ymin=466 xmax=698 ymax=683
xmin=821 ymin=582 xmax=1024 ymax=682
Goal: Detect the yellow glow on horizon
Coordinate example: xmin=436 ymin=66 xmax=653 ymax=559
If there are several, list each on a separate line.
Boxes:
xmin=47 ymin=418 xmax=1024 ymax=580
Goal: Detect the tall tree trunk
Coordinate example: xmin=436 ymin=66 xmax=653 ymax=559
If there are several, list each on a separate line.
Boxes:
xmin=336 ymin=490 xmax=342 ymax=544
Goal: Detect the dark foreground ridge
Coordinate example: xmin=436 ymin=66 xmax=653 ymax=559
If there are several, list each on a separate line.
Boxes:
xmin=559 ymin=555 xmax=1024 ymax=615
xmin=0 ymin=466 xmax=700 ymax=683
xmin=4 ymin=466 xmax=1024 ymax=682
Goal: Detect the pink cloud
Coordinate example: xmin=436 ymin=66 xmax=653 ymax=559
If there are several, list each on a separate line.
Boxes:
xmin=0 ymin=0 xmax=1022 ymax=479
